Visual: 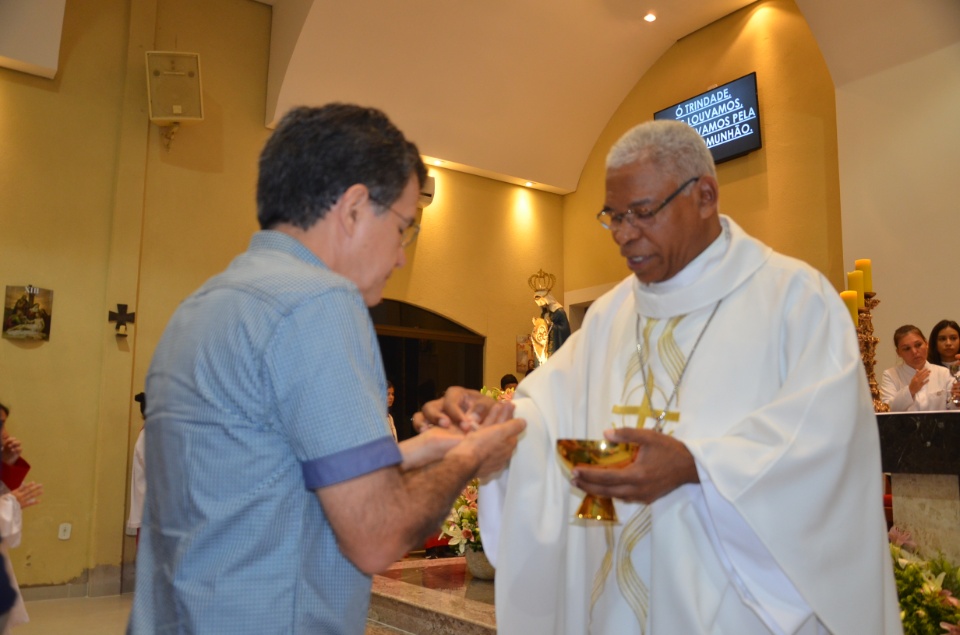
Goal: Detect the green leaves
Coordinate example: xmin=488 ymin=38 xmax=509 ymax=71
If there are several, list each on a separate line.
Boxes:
xmin=890 ymin=541 xmax=960 ymax=635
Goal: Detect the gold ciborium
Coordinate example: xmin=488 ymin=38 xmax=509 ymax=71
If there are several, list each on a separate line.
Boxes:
xmin=556 ymin=439 xmax=638 ymax=522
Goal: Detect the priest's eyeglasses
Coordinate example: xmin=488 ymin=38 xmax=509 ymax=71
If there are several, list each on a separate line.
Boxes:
xmin=371 ymin=196 xmax=420 ymax=247
xmin=596 ymin=176 xmax=700 ymax=231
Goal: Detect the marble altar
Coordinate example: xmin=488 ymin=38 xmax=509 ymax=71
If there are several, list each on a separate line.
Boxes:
xmin=877 ymin=411 xmax=960 ymax=563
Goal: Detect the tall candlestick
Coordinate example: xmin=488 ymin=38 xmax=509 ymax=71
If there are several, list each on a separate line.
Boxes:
xmin=847 ymin=270 xmax=865 ymax=308
xmin=855 ymin=259 xmax=873 ymax=293
xmin=840 ymin=291 xmax=859 ymax=325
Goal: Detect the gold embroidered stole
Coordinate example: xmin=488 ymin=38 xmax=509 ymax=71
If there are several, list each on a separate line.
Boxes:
xmin=588 ymin=315 xmax=686 ymax=634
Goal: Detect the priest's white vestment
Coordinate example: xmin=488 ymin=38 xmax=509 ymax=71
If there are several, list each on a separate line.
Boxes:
xmin=480 ymin=217 xmax=902 ymax=635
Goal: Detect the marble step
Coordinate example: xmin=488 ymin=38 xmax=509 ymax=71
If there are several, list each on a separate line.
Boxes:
xmin=368 ymin=557 xmax=496 ymax=635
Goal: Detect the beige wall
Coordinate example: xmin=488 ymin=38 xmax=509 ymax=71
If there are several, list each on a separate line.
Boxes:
xmin=837 ymin=41 xmax=960 ymax=373
xmin=0 ymin=0 xmax=563 ymax=591
xmin=0 ymin=0 xmax=130 ymax=589
xmin=0 ymin=0 xmax=276 ymax=593
xmin=563 ymin=0 xmax=843 ymax=295
xmin=133 ymin=0 xmax=271 ymax=409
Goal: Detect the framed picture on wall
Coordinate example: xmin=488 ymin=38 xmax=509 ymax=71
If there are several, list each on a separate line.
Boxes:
xmin=3 ymin=284 xmax=54 ymax=341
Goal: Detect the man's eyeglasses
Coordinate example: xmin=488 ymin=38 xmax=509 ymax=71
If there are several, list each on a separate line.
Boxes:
xmin=596 ymin=176 xmax=700 ymax=231
xmin=370 ymin=197 xmax=420 ymax=247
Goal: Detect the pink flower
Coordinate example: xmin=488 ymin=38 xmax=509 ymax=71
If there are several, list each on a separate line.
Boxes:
xmin=438 ymin=479 xmax=483 ymax=553
xmin=940 ymin=588 xmax=960 ymax=608
xmin=940 ymin=621 xmax=960 ymax=635
xmin=889 ymin=526 xmax=917 ymax=550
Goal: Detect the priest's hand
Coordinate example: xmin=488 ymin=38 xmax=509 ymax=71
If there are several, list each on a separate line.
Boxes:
xmin=572 ymin=427 xmax=699 ymax=505
xmin=445 ymin=403 xmax=526 ymax=481
xmin=475 ymin=403 xmax=525 ymax=481
xmin=414 ymin=387 xmax=509 ymax=433
xmin=404 ymin=402 xmax=525 ymax=478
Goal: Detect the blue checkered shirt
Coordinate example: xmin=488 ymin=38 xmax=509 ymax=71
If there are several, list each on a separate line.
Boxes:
xmin=128 ymin=231 xmax=402 ymax=634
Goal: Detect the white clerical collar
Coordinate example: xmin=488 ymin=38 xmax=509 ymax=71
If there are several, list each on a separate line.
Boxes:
xmin=639 ymin=220 xmax=731 ymax=295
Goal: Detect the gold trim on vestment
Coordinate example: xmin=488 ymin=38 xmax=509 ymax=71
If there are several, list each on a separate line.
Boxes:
xmin=588 ymin=315 xmax=688 ymax=633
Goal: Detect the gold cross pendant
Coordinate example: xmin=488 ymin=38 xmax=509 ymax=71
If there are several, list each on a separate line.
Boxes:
xmin=612 ymin=392 xmax=680 ymax=429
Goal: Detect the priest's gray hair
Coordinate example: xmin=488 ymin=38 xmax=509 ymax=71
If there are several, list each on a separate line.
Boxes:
xmin=607 ymin=120 xmax=717 ymax=183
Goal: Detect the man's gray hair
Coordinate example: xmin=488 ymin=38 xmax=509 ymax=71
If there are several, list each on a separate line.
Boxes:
xmin=606 ymin=120 xmax=717 ymax=183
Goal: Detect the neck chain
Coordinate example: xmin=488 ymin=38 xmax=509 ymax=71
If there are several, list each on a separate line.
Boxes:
xmin=635 ymin=300 xmax=722 ymax=432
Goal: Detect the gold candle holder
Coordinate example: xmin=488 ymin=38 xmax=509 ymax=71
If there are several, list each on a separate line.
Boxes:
xmin=858 ymin=291 xmax=888 ymax=413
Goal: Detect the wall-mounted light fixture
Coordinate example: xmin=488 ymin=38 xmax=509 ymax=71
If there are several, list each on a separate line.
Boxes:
xmin=419 ymin=175 xmax=436 ymax=208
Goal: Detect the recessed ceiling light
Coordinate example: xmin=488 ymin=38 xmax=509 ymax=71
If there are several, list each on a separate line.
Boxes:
xmin=433 ymin=159 xmax=443 ymax=166
xmin=644 ymin=13 xmax=656 ymax=22
xmin=525 ymin=181 xmax=534 ymax=187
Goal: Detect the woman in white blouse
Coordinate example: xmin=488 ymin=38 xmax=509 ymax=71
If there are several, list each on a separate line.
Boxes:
xmin=880 ymin=324 xmax=956 ymax=412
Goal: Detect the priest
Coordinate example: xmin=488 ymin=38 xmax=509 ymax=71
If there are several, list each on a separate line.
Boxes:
xmin=426 ymin=120 xmax=902 ymax=634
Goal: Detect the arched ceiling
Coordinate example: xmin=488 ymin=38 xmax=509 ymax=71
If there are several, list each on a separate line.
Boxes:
xmin=3 ymin=0 xmax=958 ymax=193
xmin=257 ymin=0 xmax=758 ymax=193
xmin=259 ymin=0 xmax=960 ymax=193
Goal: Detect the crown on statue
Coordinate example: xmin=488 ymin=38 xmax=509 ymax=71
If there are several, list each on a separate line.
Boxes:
xmin=527 ymin=269 xmax=556 ymax=295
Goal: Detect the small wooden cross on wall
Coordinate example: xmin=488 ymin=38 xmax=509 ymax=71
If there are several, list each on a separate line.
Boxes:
xmin=108 ymin=304 xmax=136 ymax=337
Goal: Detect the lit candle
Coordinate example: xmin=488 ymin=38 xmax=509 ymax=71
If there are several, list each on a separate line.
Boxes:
xmin=840 ymin=290 xmax=859 ymax=325
xmin=854 ymin=259 xmax=873 ymax=293
xmin=847 ymin=270 xmax=865 ymax=308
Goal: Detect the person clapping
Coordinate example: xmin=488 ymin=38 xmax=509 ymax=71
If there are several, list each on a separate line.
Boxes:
xmin=880 ymin=324 xmax=956 ymax=411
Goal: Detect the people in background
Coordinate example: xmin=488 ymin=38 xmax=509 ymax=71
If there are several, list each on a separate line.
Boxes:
xmin=386 ymin=380 xmax=397 ymax=441
xmin=927 ymin=319 xmax=960 ymax=369
xmin=0 ymin=404 xmax=42 ymax=633
xmin=0 ymin=409 xmax=29 ymax=503
xmin=127 ymin=104 xmax=524 ymax=635
xmin=0 ymin=401 xmax=15 ymax=633
xmin=126 ymin=392 xmax=147 ymax=542
xmin=881 ymin=324 xmax=955 ymax=411
xmin=499 ymin=374 xmax=518 ymax=391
